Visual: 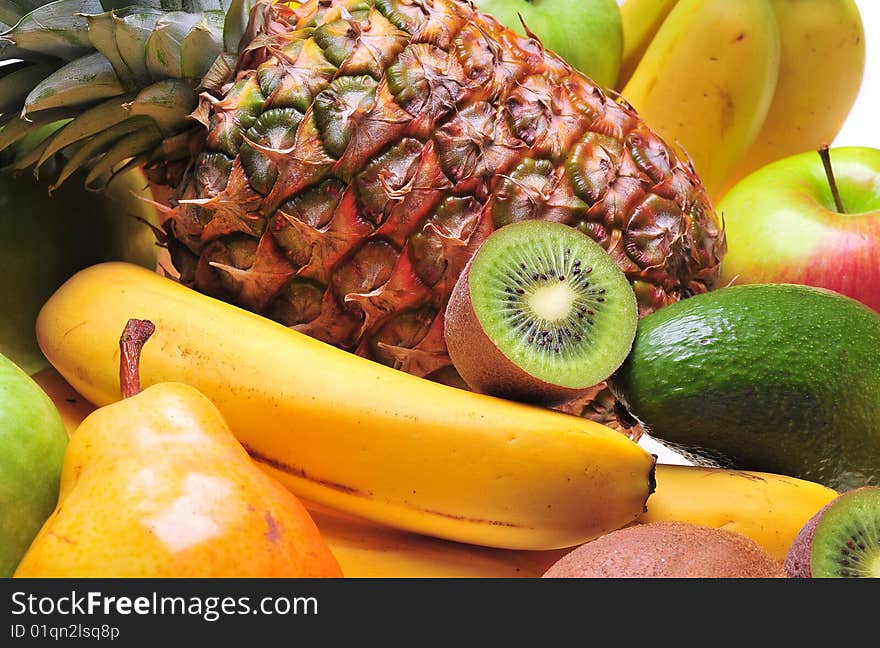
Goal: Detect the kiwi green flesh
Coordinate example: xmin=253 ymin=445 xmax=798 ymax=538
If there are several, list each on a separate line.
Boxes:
xmin=810 ymin=487 xmax=880 ymax=578
xmin=467 ymin=221 xmax=637 ymax=390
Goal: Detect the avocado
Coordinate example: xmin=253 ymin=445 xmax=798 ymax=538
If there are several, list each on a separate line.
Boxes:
xmin=608 ymin=284 xmax=880 ymax=491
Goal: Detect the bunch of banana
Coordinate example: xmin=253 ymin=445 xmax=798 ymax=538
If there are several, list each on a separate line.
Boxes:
xmin=35 ymin=262 xmax=656 ymax=552
xmin=617 ymin=0 xmax=865 ymax=202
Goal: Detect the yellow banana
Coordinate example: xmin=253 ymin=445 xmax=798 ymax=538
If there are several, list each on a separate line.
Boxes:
xmin=29 ymin=368 xmax=555 ymax=577
xmin=717 ymin=0 xmax=866 ymax=198
xmin=516 ymin=465 xmax=839 ymax=572
xmin=36 ymin=262 xmax=655 ymax=551
xmin=621 ymin=0 xmax=781 ymax=200
xmin=617 ymin=0 xmax=680 ymax=90
xmin=306 ymin=503 xmax=556 ymax=578
xmin=639 ymin=464 xmax=838 ymax=561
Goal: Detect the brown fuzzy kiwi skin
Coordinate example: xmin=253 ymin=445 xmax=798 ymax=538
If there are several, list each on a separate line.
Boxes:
xmin=784 ymin=505 xmax=827 ymax=578
xmin=443 ymin=256 xmax=593 ymax=407
xmin=542 ymin=521 xmax=787 ymax=578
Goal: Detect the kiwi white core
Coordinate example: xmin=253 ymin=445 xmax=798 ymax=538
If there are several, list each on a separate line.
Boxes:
xmin=467 ymin=220 xmax=638 ymax=390
xmin=527 ymin=282 xmax=577 ymax=322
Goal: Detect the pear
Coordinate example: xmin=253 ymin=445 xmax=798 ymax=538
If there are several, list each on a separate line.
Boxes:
xmin=0 ymin=352 xmax=67 ymax=576
xmin=14 ymin=320 xmax=342 ymax=577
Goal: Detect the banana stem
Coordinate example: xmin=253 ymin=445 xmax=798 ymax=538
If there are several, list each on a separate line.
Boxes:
xmin=119 ymin=318 xmax=156 ymax=399
xmin=819 ymin=146 xmax=846 ymax=214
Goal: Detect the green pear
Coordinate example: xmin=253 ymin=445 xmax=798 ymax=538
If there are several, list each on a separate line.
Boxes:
xmin=474 ymin=0 xmax=624 ymax=89
xmin=0 ymin=351 xmax=68 ymax=576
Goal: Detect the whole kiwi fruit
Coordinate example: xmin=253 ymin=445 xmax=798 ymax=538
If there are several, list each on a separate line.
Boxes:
xmin=542 ymin=521 xmax=786 ymax=578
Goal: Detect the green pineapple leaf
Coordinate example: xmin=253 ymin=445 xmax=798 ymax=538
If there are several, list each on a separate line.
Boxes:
xmin=35 ymin=92 xmax=136 ymax=166
xmin=2 ymin=0 xmax=105 ymax=61
xmin=112 ymin=7 xmax=163 ymax=83
xmin=128 ymin=78 xmax=198 ymax=132
xmin=0 ymin=62 xmax=60 ymax=114
xmin=87 ymin=10 xmax=138 ymax=87
xmin=83 ymin=121 xmax=161 ymax=188
xmin=51 ymin=113 xmax=151 ymax=187
xmin=24 ymin=51 xmax=124 ymax=113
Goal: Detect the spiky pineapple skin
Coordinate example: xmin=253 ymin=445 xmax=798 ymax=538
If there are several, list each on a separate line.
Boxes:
xmin=159 ymin=0 xmax=725 ymax=412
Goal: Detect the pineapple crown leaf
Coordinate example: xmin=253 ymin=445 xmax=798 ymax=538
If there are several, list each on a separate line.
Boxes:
xmin=0 ymin=0 xmax=252 ymax=175
xmin=34 ymin=91 xmax=136 ymax=166
xmin=24 ymin=52 xmax=124 ymax=114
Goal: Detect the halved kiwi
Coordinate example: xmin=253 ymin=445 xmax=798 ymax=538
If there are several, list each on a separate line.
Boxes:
xmin=785 ymin=486 xmax=880 ymax=578
xmin=443 ymin=220 xmax=638 ymax=405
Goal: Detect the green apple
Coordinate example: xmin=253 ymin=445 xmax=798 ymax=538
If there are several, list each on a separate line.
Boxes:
xmin=474 ymin=0 xmax=623 ymax=89
xmin=0 ymin=168 xmax=160 ymax=374
xmin=0 ymin=351 xmax=68 ymax=577
xmin=718 ymin=147 xmax=880 ymax=313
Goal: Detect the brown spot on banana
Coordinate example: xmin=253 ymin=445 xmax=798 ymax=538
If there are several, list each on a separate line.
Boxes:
xmin=244 ymin=444 xmax=372 ymax=498
xmin=418 ymin=508 xmax=530 ymax=530
xmin=248 ymin=445 xmax=529 ymax=529
xmin=729 ymin=470 xmax=768 ymax=483
xmin=718 ymin=88 xmax=735 ymax=136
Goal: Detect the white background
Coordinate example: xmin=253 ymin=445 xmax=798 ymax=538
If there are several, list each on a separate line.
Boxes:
xmin=626 ymin=0 xmax=880 ymax=463
xmin=613 ymin=0 xmax=879 ymax=148
xmin=834 ymin=0 xmax=880 ymax=148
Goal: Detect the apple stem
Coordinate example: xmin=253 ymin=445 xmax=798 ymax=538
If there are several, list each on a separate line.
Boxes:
xmin=819 ymin=146 xmax=847 ymax=214
xmin=119 ymin=318 xmax=156 ymax=399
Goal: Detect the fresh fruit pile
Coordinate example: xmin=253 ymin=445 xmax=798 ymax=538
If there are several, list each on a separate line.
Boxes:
xmin=0 ymin=0 xmax=877 ymax=579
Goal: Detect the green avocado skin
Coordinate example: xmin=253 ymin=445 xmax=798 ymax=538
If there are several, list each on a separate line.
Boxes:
xmin=0 ymin=353 xmax=67 ymax=577
xmin=608 ymin=284 xmax=880 ymax=491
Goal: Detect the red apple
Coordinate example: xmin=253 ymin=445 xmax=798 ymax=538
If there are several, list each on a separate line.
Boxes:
xmin=718 ymin=146 xmax=880 ymax=312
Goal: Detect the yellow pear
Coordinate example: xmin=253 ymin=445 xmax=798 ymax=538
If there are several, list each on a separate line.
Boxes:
xmin=14 ymin=320 xmax=342 ymax=578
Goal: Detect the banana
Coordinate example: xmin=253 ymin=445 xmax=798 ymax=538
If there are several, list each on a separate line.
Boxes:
xmin=526 ymin=464 xmax=838 ymax=570
xmin=306 ymin=503 xmax=557 ymax=578
xmin=639 ymin=464 xmax=838 ymax=561
xmin=32 ymin=370 xmax=551 ymax=577
xmin=35 ymin=262 xmax=655 ymax=551
xmin=621 ymin=0 xmax=781 ymax=200
xmin=717 ymin=0 xmax=866 ymax=198
xmin=30 ymin=367 xmax=558 ymax=576
xmin=617 ymin=0 xmax=680 ymax=90
xmin=507 ymin=465 xmax=838 ymax=570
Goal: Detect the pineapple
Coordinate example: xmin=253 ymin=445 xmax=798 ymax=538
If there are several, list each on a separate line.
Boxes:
xmin=0 ymin=0 xmax=725 ymax=423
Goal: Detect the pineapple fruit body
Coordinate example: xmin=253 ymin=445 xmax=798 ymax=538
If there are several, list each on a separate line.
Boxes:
xmin=1 ymin=0 xmax=726 ymax=418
